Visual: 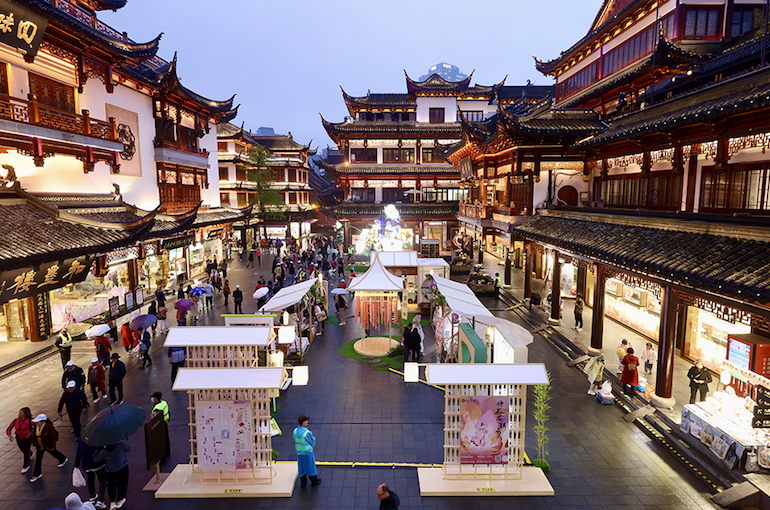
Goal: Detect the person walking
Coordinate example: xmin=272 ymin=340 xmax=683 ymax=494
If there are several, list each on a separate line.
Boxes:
xmin=58 ymin=380 xmax=88 ymax=438
xmin=108 ymin=353 xmax=126 ymax=405
xmin=157 ymin=305 xmax=169 ymax=333
xmin=30 ymin=413 xmax=68 ymax=482
xmin=168 ymin=346 xmax=185 ymax=384
xmin=233 ymin=285 xmax=243 ymax=314
xmin=62 ymin=360 xmax=86 ymax=392
xmin=154 ymin=288 xmax=166 ymax=308
xmin=334 ymin=293 xmax=347 ymax=326
xmin=151 ymin=392 xmax=171 ymax=462
xmin=585 ymin=354 xmax=605 ymax=395
xmin=87 ymin=358 xmax=108 ymax=403
xmin=6 ymin=407 xmax=34 ymax=474
xmin=688 ymin=360 xmax=713 ymax=404
xmin=573 ymin=294 xmax=584 ymax=331
xmin=147 ymin=301 xmax=158 ymax=336
xmin=377 ymin=483 xmax=400 ymax=509
xmin=247 ymin=250 xmax=255 ymax=268
xmin=120 ymin=324 xmax=136 ymax=358
xmin=138 ymin=327 xmax=152 ymax=369
xmin=616 ymin=339 xmax=631 ymax=374
xmin=223 ymin=280 xmax=231 ymax=307
xmin=55 ymin=327 xmax=73 ymax=368
xmin=293 ymin=415 xmax=321 ymax=487
xmin=412 ymin=315 xmax=425 ymax=356
xmin=75 ymin=437 xmax=106 ymax=509
xmin=176 ymin=307 xmax=187 ymax=327
xmin=494 ymin=272 xmax=501 ymax=299
xmin=256 ymin=248 xmax=262 ymax=265
xmin=620 ymin=347 xmax=640 ymax=397
xmin=641 ymin=342 xmax=657 ymax=375
xmin=203 ymin=281 xmax=215 ymax=308
xmin=220 ymin=258 xmax=228 ymax=278
xmin=94 ymin=441 xmax=130 ymax=509
xmin=177 ymin=286 xmax=185 ymax=300
xmin=95 ymin=334 xmax=112 ymax=367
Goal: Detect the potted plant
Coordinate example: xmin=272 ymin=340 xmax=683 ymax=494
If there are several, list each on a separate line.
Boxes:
xmin=532 ymin=372 xmax=552 ymax=473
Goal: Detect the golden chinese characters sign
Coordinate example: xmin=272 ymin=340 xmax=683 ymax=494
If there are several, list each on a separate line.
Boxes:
xmin=0 ymin=0 xmax=47 ymax=58
xmin=0 ymin=255 xmax=92 ymax=305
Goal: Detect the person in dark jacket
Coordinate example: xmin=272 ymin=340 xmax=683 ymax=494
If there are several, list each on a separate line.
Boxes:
xmin=148 ymin=301 xmax=158 ymax=335
xmin=94 ymin=442 xmax=130 ymax=508
xmin=688 ymin=360 xmax=713 ymax=404
xmin=58 ymin=381 xmax=88 ymax=438
xmin=154 ymin=288 xmax=166 ymax=308
xmin=62 ymin=361 xmax=86 ymax=391
xmin=177 ymin=286 xmax=185 ymax=300
xmin=138 ymin=327 xmax=152 ymax=368
xmin=403 ymin=324 xmax=421 ymax=363
xmin=108 ymin=353 xmax=126 ymax=405
xmin=377 ymin=483 xmax=400 ymax=509
xmin=75 ymin=437 xmax=106 ymax=507
xmin=30 ymin=414 xmax=67 ymax=482
xmin=233 ymin=285 xmax=243 ymax=314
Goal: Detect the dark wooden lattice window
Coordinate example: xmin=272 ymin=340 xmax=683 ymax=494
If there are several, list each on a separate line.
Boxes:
xmin=0 ymin=63 xmax=8 ymax=95
xmin=28 ymin=73 xmax=75 ymax=113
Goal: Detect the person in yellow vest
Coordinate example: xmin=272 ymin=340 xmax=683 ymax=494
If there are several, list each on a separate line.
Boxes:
xmin=55 ymin=327 xmax=73 ymax=368
xmin=151 ymin=392 xmax=170 ymax=462
xmin=293 ymin=415 xmax=321 ymax=488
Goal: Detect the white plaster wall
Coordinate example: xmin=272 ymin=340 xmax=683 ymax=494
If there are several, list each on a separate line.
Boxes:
xmin=416 ymin=97 xmax=457 ymax=123
xmin=533 ymin=172 xmax=549 ymax=209
xmin=457 ymin=99 xmax=496 ymax=117
xmin=554 ymin=171 xmax=589 ymax=206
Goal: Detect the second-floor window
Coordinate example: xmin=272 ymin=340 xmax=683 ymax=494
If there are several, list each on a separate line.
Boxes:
xmin=351 ymin=148 xmax=377 ymax=163
xmin=731 ymin=7 xmax=762 ymax=38
xmin=557 ymin=61 xmax=599 ymax=102
xmin=700 ymin=164 xmax=770 ymax=212
xmin=28 ymin=73 xmax=75 ymax=113
xmin=217 ymin=142 xmax=228 ymax=152
xmin=429 ymin=108 xmax=445 ymax=123
xmin=382 ymin=188 xmax=403 ymax=202
xmin=602 ymin=24 xmax=654 ymax=79
xmin=219 ymin=167 xmax=229 ymax=180
xmin=684 ymin=6 xmax=721 ymax=39
xmin=461 ymin=111 xmax=484 ymax=122
xmin=422 ymin=188 xmax=467 ymax=201
xmin=383 ymin=148 xmax=414 ymax=163
xmin=220 ymin=192 xmax=230 ymax=205
xmin=422 ymin=148 xmax=444 ymax=163
xmin=288 ymin=168 xmax=297 ymax=182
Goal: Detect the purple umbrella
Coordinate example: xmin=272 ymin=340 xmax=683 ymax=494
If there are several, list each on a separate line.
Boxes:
xmin=130 ymin=314 xmax=157 ymax=330
xmin=175 ymin=299 xmax=195 ymax=312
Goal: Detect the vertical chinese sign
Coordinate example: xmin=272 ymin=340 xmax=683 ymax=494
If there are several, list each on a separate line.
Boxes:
xmin=459 ymin=396 xmax=509 ymax=464
xmin=195 ymin=401 xmax=254 ymax=470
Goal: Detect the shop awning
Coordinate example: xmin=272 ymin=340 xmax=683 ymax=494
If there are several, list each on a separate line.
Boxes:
xmin=348 ymin=252 xmax=404 ymax=292
xmin=259 ymin=279 xmax=317 ymax=312
xmin=165 ymin=326 xmax=274 ymax=347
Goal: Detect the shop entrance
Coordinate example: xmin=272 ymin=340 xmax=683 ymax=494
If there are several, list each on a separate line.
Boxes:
xmin=2 ymin=299 xmax=30 ymax=342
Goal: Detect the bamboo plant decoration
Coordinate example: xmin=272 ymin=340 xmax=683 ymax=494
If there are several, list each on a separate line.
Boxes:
xmin=532 ymin=371 xmax=552 ymax=473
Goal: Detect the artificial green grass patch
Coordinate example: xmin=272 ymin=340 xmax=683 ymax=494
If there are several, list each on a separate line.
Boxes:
xmin=336 ymin=337 xmax=403 ymax=371
xmin=324 ymin=314 xmax=339 ymax=324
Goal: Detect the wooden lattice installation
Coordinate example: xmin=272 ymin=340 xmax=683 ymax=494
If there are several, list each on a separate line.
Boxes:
xmin=443 ymin=382 xmax=525 ymax=479
xmin=185 ymin=345 xmax=261 ymax=368
xmin=186 ymin=388 xmax=273 ymax=484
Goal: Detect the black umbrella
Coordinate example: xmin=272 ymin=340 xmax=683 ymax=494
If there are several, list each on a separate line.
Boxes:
xmin=83 ymin=404 xmax=147 ymax=446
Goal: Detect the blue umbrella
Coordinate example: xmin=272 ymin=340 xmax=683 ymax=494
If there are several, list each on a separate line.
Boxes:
xmin=190 ymin=286 xmax=206 ymax=297
xmin=130 ymin=314 xmax=157 ymax=330
xmin=83 ymin=404 xmax=147 ymax=446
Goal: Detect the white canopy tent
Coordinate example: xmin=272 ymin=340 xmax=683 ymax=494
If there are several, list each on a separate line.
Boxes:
xmin=165 ymin=326 xmax=274 ymax=347
xmin=259 ymin=279 xmax=316 ymax=313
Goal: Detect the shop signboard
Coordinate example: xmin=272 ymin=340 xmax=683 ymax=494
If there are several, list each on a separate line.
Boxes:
xmin=144 ymin=411 xmax=166 ymax=470
xmin=162 ymin=235 xmax=194 ymax=251
xmin=195 ymin=401 xmax=254 ymax=470
xmin=135 ymin=286 xmax=144 ymax=306
xmin=0 ymin=255 xmax=92 ymax=306
xmin=460 ymin=396 xmax=509 ymax=464
xmin=124 ymin=291 xmax=134 ymax=311
xmin=0 ymin=0 xmax=47 ymax=58
xmin=108 ymin=296 xmax=120 ymax=318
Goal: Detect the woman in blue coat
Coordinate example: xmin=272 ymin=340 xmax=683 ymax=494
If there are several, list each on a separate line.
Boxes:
xmin=293 ymin=415 xmax=321 ymax=488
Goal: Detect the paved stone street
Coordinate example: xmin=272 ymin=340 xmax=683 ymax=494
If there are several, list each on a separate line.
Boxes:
xmin=0 ymin=252 xmax=719 ymax=509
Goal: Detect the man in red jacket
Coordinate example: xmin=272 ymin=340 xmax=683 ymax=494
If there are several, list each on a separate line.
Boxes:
xmin=87 ymin=357 xmax=108 ymax=403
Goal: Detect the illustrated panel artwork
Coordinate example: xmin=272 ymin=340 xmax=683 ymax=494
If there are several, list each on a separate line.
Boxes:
xmin=460 ymin=395 xmax=509 ymax=464
xmin=195 ymin=401 xmax=254 ymax=470
xmin=106 ymin=104 xmax=141 ymax=176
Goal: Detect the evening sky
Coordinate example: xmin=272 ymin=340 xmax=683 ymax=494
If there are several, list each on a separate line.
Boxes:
xmin=101 ymin=0 xmax=599 ymax=151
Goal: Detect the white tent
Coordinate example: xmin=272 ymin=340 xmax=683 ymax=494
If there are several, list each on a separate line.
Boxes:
xmin=373 ymin=251 xmax=419 ymax=267
xmin=348 ymin=252 xmax=404 ymax=292
xmin=165 ymin=326 xmax=274 ymax=347
xmin=259 ymin=279 xmax=316 ymax=312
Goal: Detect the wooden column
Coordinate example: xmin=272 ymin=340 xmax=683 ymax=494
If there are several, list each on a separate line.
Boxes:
xmin=524 ymin=242 xmax=532 ymax=299
xmin=590 ymin=263 xmax=605 ymax=350
xmin=576 ymin=264 xmax=587 ymax=299
xmin=550 ymin=251 xmax=561 ymax=322
xmin=504 ymin=250 xmax=512 ymax=286
xmin=655 ymin=285 xmax=678 ymax=401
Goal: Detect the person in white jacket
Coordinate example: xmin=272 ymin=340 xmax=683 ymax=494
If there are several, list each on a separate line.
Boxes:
xmin=413 ymin=315 xmax=425 ymax=355
xmin=641 ymin=342 xmax=657 ymax=375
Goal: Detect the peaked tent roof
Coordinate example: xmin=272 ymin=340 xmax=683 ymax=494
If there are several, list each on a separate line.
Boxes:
xmin=259 ymin=279 xmax=317 ymax=312
xmin=347 ymin=252 xmax=404 ymax=292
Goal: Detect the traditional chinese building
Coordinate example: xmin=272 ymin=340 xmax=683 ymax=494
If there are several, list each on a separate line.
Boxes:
xmin=320 ymin=65 xmax=550 ymax=255
xmin=217 ymin=123 xmax=315 ymax=247
xmin=448 ymin=0 xmax=770 ymax=411
xmin=0 ymin=0 xmax=246 ymax=352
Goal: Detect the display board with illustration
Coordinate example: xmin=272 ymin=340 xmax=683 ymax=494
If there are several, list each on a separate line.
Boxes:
xmin=460 ymin=396 xmax=509 ymax=464
xmin=195 ymin=401 xmax=254 ymax=470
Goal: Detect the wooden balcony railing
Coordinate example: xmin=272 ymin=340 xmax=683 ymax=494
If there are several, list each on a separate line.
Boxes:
xmin=459 ymin=203 xmax=491 ymax=219
xmin=158 ymin=183 xmax=201 ymax=212
xmin=154 ymin=137 xmax=209 ymax=157
xmin=0 ymin=93 xmax=117 ymax=141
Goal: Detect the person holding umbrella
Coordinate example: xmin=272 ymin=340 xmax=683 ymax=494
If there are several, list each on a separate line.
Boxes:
xmin=58 ymin=380 xmax=88 ymax=438
xmin=88 ymin=358 xmax=108 ymax=403
xmin=30 ymin=413 xmax=68 ymax=482
xmin=137 ymin=327 xmax=152 ymax=369
xmin=147 ymin=301 xmax=158 ymax=336
xmin=175 ymin=299 xmax=194 ymax=326
xmin=94 ymin=442 xmax=130 ymax=509
xmin=75 ymin=437 xmax=106 ymax=508
xmin=108 ymin=353 xmax=126 ymax=405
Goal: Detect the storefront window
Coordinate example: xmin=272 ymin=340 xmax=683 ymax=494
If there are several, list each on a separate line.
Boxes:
xmin=560 ymin=262 xmax=577 ymax=298
xmin=685 ymin=307 xmax=750 ymax=373
xmin=2 ymin=299 xmax=30 ymax=341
